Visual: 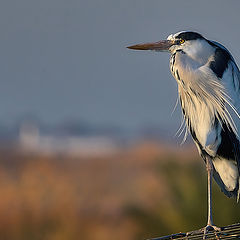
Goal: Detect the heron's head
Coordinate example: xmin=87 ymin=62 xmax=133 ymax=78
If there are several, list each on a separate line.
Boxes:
xmin=127 ymin=31 xmax=214 ymax=62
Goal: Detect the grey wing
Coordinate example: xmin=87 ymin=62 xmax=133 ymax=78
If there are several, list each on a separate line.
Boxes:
xmin=205 ymin=42 xmax=240 ymax=198
xmin=213 ymin=57 xmax=240 ymax=199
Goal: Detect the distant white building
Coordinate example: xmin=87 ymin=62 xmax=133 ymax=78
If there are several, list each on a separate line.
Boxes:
xmin=19 ymin=122 xmax=40 ymax=149
xmin=18 ymin=122 xmax=119 ymax=156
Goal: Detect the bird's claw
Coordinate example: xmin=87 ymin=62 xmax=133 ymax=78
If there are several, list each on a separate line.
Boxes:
xmin=187 ymin=225 xmax=221 ymax=239
xmin=203 ymin=225 xmax=221 ymax=239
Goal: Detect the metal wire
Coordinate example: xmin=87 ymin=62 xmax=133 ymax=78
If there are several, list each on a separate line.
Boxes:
xmin=149 ymin=223 xmax=240 ymax=240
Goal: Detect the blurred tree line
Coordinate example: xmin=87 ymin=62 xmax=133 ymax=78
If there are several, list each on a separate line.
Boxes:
xmin=0 ymin=143 xmax=239 ymax=240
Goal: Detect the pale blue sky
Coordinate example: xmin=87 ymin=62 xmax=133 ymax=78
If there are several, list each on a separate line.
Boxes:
xmin=0 ymin=0 xmax=240 ymax=133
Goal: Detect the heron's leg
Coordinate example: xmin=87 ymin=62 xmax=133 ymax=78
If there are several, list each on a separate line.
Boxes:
xmin=203 ymin=156 xmax=221 ymax=239
xmin=206 ymin=156 xmax=213 ymax=226
xmin=187 ymin=157 xmax=221 ymax=239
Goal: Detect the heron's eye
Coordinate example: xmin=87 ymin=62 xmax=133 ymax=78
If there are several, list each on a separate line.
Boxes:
xmin=179 ymin=39 xmax=185 ymax=44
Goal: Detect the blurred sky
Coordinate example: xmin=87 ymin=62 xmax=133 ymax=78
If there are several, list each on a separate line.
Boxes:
xmin=0 ymin=0 xmax=240 ymax=133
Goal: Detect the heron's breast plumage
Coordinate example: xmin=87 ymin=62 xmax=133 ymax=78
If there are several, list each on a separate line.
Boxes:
xmin=171 ymin=49 xmax=239 ymax=151
xmin=171 ymin=50 xmax=221 ymax=152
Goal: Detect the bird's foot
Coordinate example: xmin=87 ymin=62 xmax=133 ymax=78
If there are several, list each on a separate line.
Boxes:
xmin=202 ymin=225 xmax=221 ymax=239
xmin=187 ymin=225 xmax=221 ymax=239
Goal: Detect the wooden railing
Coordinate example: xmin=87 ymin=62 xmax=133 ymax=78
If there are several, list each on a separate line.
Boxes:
xmin=149 ymin=223 xmax=240 ymax=240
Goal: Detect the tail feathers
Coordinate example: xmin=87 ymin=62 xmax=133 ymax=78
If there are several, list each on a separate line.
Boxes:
xmin=237 ymin=178 xmax=240 ymax=202
xmin=212 ymin=158 xmax=240 ymax=201
xmin=212 ymin=170 xmax=236 ymax=198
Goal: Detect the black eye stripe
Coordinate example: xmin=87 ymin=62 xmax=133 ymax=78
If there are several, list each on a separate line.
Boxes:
xmin=176 ymin=32 xmax=204 ymax=41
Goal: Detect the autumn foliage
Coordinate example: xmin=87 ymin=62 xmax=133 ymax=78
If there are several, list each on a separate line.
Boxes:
xmin=0 ymin=142 xmax=239 ymax=240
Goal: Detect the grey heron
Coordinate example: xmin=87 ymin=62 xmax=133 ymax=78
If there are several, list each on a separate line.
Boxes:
xmin=127 ymin=31 xmax=240 ymax=234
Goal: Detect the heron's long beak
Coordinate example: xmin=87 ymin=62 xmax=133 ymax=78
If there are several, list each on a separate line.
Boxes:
xmin=127 ymin=40 xmax=177 ymax=51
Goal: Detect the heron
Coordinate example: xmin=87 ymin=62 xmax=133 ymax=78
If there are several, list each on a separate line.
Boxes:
xmin=127 ymin=31 xmax=240 ymax=234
